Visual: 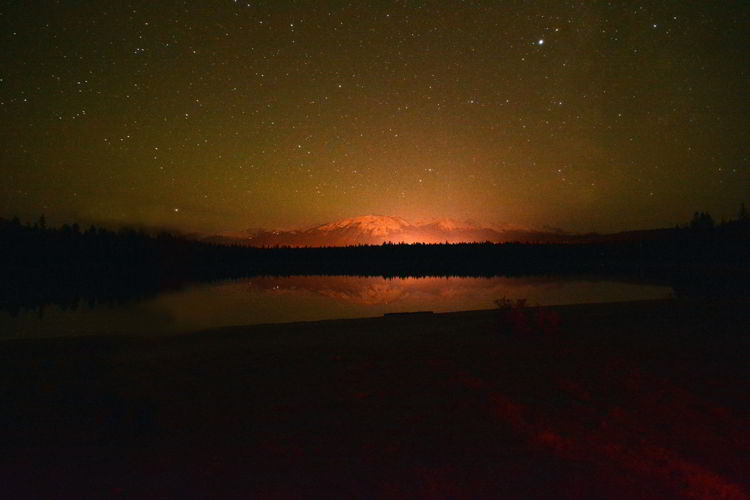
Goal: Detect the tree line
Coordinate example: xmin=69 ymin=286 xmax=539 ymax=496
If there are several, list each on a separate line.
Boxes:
xmin=1 ymin=208 xmax=749 ymax=316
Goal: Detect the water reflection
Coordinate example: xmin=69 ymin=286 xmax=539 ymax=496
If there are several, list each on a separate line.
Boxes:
xmin=247 ymin=275 xmax=673 ymax=306
xmin=0 ymin=275 xmax=672 ymax=338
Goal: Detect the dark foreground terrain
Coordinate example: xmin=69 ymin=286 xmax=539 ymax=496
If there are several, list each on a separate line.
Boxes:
xmin=1 ymin=299 xmax=749 ymax=499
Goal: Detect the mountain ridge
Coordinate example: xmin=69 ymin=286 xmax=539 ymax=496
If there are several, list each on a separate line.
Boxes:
xmin=201 ymin=215 xmax=603 ymax=247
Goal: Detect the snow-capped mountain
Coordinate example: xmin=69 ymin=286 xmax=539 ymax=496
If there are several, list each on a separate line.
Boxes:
xmin=316 ymin=215 xmax=412 ymax=237
xmin=202 ymin=215 xmax=577 ymax=247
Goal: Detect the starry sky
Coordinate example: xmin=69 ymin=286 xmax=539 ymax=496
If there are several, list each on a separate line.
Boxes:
xmin=1 ymin=1 xmax=748 ymax=234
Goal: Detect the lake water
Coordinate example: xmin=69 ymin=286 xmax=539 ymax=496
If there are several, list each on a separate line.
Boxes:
xmin=0 ymin=275 xmax=673 ymax=338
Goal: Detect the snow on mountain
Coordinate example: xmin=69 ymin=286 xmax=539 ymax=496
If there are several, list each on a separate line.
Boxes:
xmin=316 ymin=215 xmax=411 ymax=236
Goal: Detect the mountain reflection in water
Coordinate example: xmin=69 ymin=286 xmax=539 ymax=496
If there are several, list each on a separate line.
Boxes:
xmin=246 ymin=275 xmax=669 ymax=306
xmin=1 ymin=275 xmax=673 ymax=339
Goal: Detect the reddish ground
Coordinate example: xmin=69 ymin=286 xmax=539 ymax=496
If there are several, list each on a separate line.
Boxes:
xmin=1 ymin=299 xmax=748 ymax=499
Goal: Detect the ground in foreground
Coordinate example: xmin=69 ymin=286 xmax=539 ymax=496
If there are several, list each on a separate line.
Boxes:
xmin=1 ymin=299 xmax=749 ymax=499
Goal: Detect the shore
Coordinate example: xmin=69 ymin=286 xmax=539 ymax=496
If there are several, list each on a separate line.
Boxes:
xmin=1 ymin=299 xmax=749 ymax=499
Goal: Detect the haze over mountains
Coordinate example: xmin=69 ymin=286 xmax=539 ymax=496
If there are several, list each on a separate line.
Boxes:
xmin=202 ymin=215 xmax=596 ymax=247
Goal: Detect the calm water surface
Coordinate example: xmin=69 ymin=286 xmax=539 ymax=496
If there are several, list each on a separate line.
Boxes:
xmin=1 ymin=276 xmax=673 ymax=338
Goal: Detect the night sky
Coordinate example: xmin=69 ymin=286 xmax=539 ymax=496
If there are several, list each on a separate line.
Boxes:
xmin=1 ymin=1 xmax=748 ymax=233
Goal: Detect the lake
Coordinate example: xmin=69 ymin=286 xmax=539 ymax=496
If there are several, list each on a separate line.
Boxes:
xmin=0 ymin=275 xmax=673 ymax=338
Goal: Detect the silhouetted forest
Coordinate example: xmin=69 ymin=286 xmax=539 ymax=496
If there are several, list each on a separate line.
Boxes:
xmin=1 ymin=210 xmax=749 ymax=316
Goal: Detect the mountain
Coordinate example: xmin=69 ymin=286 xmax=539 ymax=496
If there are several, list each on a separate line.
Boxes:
xmin=202 ymin=215 xmax=581 ymax=247
xmin=316 ymin=215 xmax=412 ymax=236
